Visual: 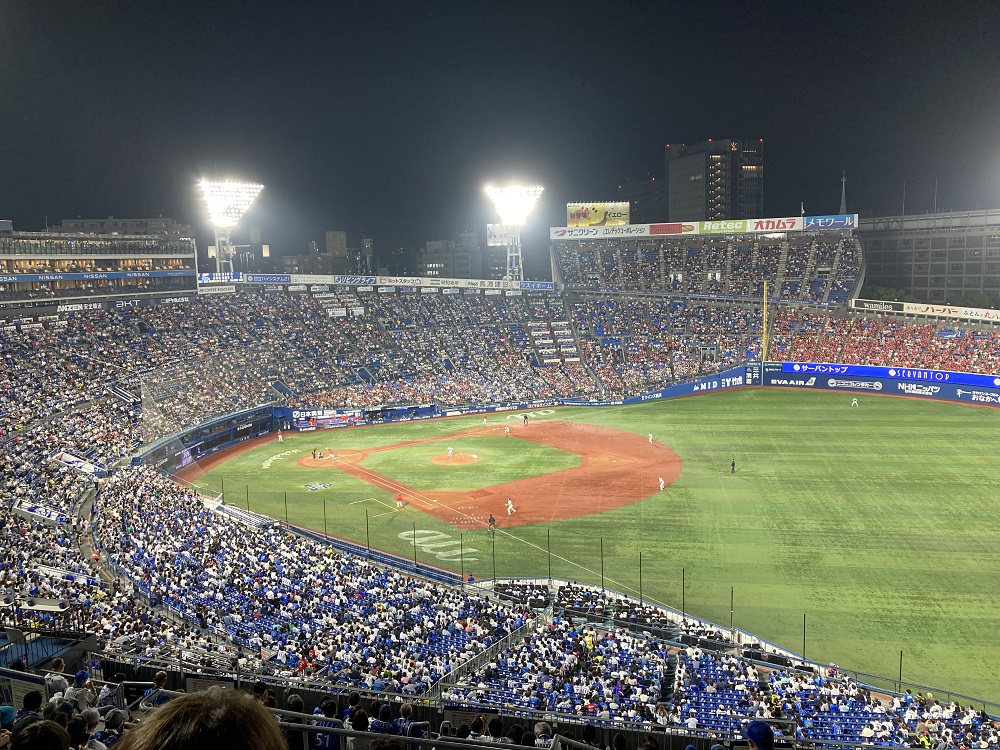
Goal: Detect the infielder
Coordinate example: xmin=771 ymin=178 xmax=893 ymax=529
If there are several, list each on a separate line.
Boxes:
xmin=658 ymin=476 xmax=665 ymax=491
xmin=504 ymin=425 xmax=510 ymax=436
xmin=648 ymin=433 xmax=653 ymax=445
xmin=505 ymin=497 xmax=516 ymax=515
xmin=447 ymin=445 xmax=453 ymax=459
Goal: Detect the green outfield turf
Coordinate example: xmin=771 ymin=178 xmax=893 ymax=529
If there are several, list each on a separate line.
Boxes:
xmin=191 ymin=390 xmax=1000 ymax=703
xmin=359 ymin=435 xmax=580 ymax=491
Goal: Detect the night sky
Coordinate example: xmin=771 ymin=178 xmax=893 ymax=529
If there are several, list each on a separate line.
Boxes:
xmin=3 ymin=1 xmax=1000 ymax=278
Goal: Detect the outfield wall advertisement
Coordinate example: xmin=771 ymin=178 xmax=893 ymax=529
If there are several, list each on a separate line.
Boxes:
xmin=760 ymin=362 xmax=1000 ymax=404
xmin=550 ymin=214 xmax=858 ymax=240
xmin=622 ymin=367 xmax=748 ymax=405
xmin=851 ymin=297 xmax=1000 ymax=323
xmin=198 ymin=272 xmax=554 ymax=292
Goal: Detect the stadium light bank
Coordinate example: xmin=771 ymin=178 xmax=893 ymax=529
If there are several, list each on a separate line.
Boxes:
xmin=485 ymin=184 xmax=543 ymax=282
xmin=199 ymin=179 xmax=264 ymax=274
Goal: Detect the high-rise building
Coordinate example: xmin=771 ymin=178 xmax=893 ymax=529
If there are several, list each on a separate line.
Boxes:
xmin=616 ymin=177 xmax=667 ymax=223
xmin=664 ymin=139 xmax=763 ymax=221
xmin=415 ymin=228 xmax=484 ymax=279
xmin=416 ymin=240 xmax=455 ymax=277
xmin=361 ymin=237 xmax=375 ymax=274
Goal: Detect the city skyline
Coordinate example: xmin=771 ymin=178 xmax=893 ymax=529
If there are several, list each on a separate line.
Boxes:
xmin=3 ymin=1 xmax=1000 ymax=279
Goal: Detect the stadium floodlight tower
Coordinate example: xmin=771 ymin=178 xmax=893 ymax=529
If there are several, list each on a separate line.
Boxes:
xmin=485 ymin=184 xmax=543 ymax=281
xmin=199 ymin=179 xmax=264 ymax=274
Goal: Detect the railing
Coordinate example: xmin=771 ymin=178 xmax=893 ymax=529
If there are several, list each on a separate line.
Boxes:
xmin=428 ymin=605 xmax=551 ymax=700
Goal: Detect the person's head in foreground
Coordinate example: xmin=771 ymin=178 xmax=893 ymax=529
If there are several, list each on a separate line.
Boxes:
xmin=744 ymin=720 xmax=775 ymax=750
xmin=116 ymin=688 xmax=284 ymax=750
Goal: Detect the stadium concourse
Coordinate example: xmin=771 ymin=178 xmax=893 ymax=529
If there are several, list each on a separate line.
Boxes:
xmin=5 ymin=237 xmax=1000 ymax=747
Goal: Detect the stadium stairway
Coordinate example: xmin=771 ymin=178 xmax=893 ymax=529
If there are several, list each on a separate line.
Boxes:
xmin=658 ymin=652 xmax=677 ymax=704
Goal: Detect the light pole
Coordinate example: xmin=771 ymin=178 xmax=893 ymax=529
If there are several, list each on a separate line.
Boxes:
xmin=199 ymin=180 xmax=264 ymax=274
xmin=485 ymin=184 xmax=543 ymax=282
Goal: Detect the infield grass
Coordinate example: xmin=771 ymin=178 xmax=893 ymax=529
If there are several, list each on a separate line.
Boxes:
xmin=192 ymin=389 xmax=1000 ymax=704
xmin=360 ymin=436 xmax=580 ymax=491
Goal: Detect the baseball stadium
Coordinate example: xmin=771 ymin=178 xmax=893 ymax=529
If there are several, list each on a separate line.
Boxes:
xmin=4 ymin=208 xmax=1000 ymax=750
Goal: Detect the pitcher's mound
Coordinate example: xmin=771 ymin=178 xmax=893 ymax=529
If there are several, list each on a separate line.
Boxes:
xmin=432 ymin=453 xmax=480 ymax=465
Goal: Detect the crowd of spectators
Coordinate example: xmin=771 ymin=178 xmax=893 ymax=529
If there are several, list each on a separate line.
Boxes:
xmin=554 ymin=236 xmax=861 ymax=303
xmin=769 ymin=309 xmax=1000 ymax=375
xmin=570 ymin=297 xmax=761 ymax=399
xmin=8 ymin=282 xmax=1000 ymax=748
xmin=446 ymin=618 xmax=669 ymax=724
xmin=92 ymin=466 xmax=531 ymax=693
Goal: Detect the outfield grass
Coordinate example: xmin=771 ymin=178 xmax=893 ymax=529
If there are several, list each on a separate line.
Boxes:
xmin=193 ymin=390 xmax=1000 ymax=703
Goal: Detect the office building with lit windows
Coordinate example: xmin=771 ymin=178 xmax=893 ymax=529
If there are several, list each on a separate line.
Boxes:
xmin=664 ymin=139 xmax=763 ymax=222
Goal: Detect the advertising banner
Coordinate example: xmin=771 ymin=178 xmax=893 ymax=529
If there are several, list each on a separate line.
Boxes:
xmin=699 ymin=219 xmax=748 ymax=234
xmin=14 ymin=500 xmax=68 ymax=525
xmin=623 ymin=367 xmax=747 ymax=404
xmin=896 ymin=302 xmax=1000 ymax=322
xmin=378 ymin=275 xmax=424 ymax=286
xmin=52 ymin=451 xmax=105 ymax=476
xmin=764 ymin=370 xmax=1000 ymax=405
xmin=551 ymin=215 xmax=811 ymax=240
xmin=245 ymin=274 xmax=292 ymax=284
xmin=747 ymin=216 xmax=802 ymax=232
xmin=567 ymin=201 xmax=630 ymax=227
xmin=291 ymin=408 xmax=363 ymax=430
xmin=0 ymin=269 xmax=196 ymax=283
xmin=777 ymin=361 xmax=1000 ymax=389
xmin=487 ymin=224 xmax=517 ymax=247
xmin=852 ymin=298 xmax=905 ymax=313
xmin=803 ymin=214 xmax=859 ymax=231
xmin=649 ymin=222 xmax=699 ymax=235
xmin=197 ymin=284 xmax=236 ymax=295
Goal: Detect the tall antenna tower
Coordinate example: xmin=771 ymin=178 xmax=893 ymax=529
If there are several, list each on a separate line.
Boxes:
xmin=839 ymin=171 xmax=847 ymax=215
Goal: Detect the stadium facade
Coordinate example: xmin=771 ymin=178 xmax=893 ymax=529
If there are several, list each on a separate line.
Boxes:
xmin=0 ymin=222 xmax=197 ymax=307
xmin=858 ymin=208 xmax=1000 ymax=302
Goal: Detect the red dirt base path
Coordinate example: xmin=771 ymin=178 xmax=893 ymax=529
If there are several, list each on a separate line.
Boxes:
xmin=175 ymin=420 xmax=683 ymax=529
xmin=293 ymin=420 xmax=683 ymax=529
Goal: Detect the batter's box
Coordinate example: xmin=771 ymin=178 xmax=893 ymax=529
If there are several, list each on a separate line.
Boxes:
xmin=586 ymin=453 xmax=637 ymax=470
